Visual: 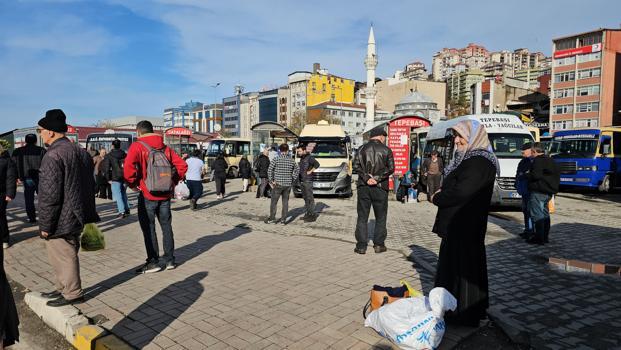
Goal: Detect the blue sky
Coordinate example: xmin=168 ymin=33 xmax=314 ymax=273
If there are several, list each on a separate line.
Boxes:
xmin=1 ymin=0 xmax=619 ymax=130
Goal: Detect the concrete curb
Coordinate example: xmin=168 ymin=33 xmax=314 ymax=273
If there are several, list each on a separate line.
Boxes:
xmin=25 ymin=292 xmax=134 ymax=350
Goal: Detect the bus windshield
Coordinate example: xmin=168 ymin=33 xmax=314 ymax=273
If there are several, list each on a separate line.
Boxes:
xmin=309 ymin=141 xmax=347 ymax=158
xmin=554 ymin=139 xmax=598 ymax=158
xmin=488 ymin=134 xmax=534 ymax=158
xmin=206 ymin=140 xmax=225 ymax=156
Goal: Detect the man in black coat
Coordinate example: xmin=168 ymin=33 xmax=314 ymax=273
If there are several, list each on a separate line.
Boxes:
xmin=254 ymin=148 xmax=271 ymax=199
xmin=296 ymin=144 xmax=320 ymax=222
xmin=101 ymin=139 xmax=130 ymax=218
xmin=0 ymin=147 xmax=17 ymax=249
xmin=526 ymin=142 xmax=560 ymax=245
xmin=352 ymin=128 xmax=395 ymax=254
xmin=12 ymin=134 xmax=45 ymax=223
xmin=36 ymin=109 xmax=100 ymax=307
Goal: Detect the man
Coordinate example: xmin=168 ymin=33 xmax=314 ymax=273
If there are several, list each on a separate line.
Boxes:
xmin=353 ymin=128 xmax=395 ymax=254
xmin=11 ymin=134 xmax=45 ymax=223
xmin=124 ymin=120 xmax=187 ymax=273
xmin=101 ymin=139 xmax=130 ymax=218
xmin=264 ymin=144 xmax=299 ymax=225
xmin=296 ymin=144 xmax=320 ymax=222
xmin=421 ymin=150 xmax=444 ymax=202
xmin=37 ymin=109 xmax=99 ymax=307
xmin=515 ymin=143 xmax=533 ymax=239
xmin=0 ymin=145 xmax=16 ymax=249
xmin=254 ymin=148 xmax=270 ymax=199
xmin=526 ymin=142 xmax=560 ymax=245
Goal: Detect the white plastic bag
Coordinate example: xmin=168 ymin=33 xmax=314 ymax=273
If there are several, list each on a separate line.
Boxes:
xmin=364 ymin=287 xmax=457 ymax=350
xmin=174 ymin=181 xmax=190 ymax=200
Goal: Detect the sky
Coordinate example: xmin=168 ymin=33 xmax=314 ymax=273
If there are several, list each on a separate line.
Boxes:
xmin=0 ymin=0 xmax=619 ymax=130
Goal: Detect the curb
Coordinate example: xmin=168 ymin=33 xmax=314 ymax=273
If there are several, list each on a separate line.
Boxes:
xmin=25 ymin=292 xmax=134 ymax=350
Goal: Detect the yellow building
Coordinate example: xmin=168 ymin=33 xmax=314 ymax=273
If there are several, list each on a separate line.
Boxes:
xmin=306 ymin=72 xmax=355 ymax=106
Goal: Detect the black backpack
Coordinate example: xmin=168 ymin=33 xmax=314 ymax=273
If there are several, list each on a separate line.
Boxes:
xmin=109 ymin=156 xmax=125 ymax=181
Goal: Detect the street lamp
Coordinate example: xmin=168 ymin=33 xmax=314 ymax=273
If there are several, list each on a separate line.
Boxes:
xmin=211 ymin=83 xmax=220 ymax=132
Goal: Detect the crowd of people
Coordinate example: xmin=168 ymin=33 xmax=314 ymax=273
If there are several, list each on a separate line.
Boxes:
xmin=0 ymin=110 xmax=564 ymax=347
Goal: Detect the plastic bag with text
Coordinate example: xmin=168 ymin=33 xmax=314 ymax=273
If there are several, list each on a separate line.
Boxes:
xmin=364 ymin=287 xmax=457 ymax=350
xmin=174 ymin=181 xmax=190 ymax=200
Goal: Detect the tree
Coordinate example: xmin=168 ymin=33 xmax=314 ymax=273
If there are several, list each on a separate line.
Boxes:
xmin=289 ymin=110 xmax=306 ymax=135
xmin=94 ymin=119 xmax=116 ymax=128
xmin=0 ymin=139 xmax=10 ymax=153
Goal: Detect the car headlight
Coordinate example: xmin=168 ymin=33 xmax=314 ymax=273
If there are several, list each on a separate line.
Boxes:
xmin=591 ymin=165 xmax=597 ymax=171
xmin=336 ymin=163 xmax=349 ymax=179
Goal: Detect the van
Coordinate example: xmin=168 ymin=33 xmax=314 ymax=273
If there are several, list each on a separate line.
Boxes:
xmin=425 ymin=114 xmax=535 ymax=207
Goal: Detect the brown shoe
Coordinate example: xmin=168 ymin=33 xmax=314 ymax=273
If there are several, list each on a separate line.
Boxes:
xmin=374 ymin=245 xmax=387 ymax=253
xmin=354 ymin=247 xmax=366 ymax=254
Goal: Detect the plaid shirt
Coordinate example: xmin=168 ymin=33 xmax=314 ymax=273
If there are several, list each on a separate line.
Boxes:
xmin=268 ymin=155 xmax=299 ymax=187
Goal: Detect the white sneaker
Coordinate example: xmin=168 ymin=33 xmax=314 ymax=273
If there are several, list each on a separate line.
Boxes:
xmin=3 ymin=243 xmax=9 ymax=249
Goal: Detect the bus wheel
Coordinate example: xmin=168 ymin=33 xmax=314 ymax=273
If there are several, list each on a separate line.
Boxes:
xmin=599 ymin=175 xmax=611 ymax=193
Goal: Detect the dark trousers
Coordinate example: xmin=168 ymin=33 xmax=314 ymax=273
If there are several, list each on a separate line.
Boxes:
xmin=269 ymin=185 xmax=291 ymax=221
xmin=521 ymin=193 xmax=533 ymax=233
xmin=300 ymin=181 xmax=315 ymax=217
xmin=215 ymin=176 xmax=226 ymax=196
xmin=97 ymin=176 xmax=112 ymax=199
xmin=0 ymin=199 xmax=8 ymax=244
xmin=529 ymin=192 xmax=551 ymax=240
xmin=137 ymin=194 xmax=175 ymax=264
xmin=355 ymin=186 xmax=388 ymax=249
xmin=257 ymin=177 xmax=269 ymax=198
xmin=186 ymin=180 xmax=203 ymax=201
xmin=23 ymin=177 xmax=38 ymax=221
xmin=426 ymin=174 xmax=442 ymax=200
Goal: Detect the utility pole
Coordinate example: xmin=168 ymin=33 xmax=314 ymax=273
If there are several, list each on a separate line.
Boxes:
xmin=211 ymin=82 xmax=220 ymax=133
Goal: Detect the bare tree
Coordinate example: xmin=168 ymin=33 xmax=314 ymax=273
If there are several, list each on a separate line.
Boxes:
xmin=289 ymin=110 xmax=306 ymax=135
xmin=94 ymin=119 xmax=117 ymax=128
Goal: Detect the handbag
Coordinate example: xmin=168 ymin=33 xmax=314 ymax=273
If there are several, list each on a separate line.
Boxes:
xmin=362 ymin=280 xmax=421 ymax=318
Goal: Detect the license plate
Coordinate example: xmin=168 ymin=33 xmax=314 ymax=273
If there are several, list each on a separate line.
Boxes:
xmin=313 ymin=182 xmax=331 ymax=188
xmin=510 ymin=192 xmax=521 ymax=198
xmin=560 ymin=177 xmax=573 ymax=182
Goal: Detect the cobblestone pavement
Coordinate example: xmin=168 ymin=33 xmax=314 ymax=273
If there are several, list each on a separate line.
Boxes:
xmin=4 ymin=181 xmax=621 ymax=349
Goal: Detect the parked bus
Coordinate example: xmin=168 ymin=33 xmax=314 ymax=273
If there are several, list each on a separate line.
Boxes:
xmin=552 ymin=127 xmax=621 ymax=192
xmin=425 ymin=114 xmax=535 ymax=207
xmin=86 ymin=133 xmax=134 ymax=153
xmin=204 ymin=138 xmax=251 ymax=179
xmin=293 ymin=121 xmax=352 ymax=197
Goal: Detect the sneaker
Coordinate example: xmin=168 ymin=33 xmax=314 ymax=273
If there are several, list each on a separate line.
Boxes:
xmin=2 ymin=243 xmax=9 ymax=249
xmin=135 ymin=262 xmax=162 ymax=274
xmin=354 ymin=247 xmax=367 ymax=255
xmin=264 ymin=218 xmax=277 ymax=224
xmin=373 ymin=245 xmax=387 ymax=253
xmin=116 ymin=213 xmax=125 ymax=219
xmin=280 ymin=219 xmax=287 ymax=226
xmin=165 ymin=261 xmax=177 ymax=270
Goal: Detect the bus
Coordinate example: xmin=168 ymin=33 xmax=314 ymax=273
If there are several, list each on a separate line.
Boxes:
xmin=203 ymin=138 xmax=251 ymax=179
xmin=85 ymin=133 xmax=134 ymax=153
xmin=552 ymin=127 xmax=621 ymax=192
xmin=425 ymin=114 xmax=535 ymax=207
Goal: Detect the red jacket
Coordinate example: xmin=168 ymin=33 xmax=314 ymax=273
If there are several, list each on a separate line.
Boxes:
xmin=124 ymin=134 xmax=188 ymax=201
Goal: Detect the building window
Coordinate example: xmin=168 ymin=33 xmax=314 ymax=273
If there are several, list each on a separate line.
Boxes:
xmin=576 ymin=102 xmax=599 ymax=113
xmin=574 ymin=119 xmax=599 ymax=128
xmin=554 ymin=56 xmax=576 ymax=67
xmin=578 ymin=33 xmax=602 ymax=47
xmin=553 ymin=88 xmax=574 ymax=99
xmin=552 ymin=120 xmax=573 ymax=130
xmin=576 ymin=85 xmax=600 ymax=96
xmin=577 ymin=52 xmax=601 ymax=63
xmin=554 ymin=71 xmax=575 ymax=83
xmin=555 ymin=38 xmax=576 ymax=50
xmin=553 ymin=104 xmax=573 ymax=115
xmin=578 ymin=68 xmax=601 ymax=79
xmin=322 ymin=83 xmax=326 ymax=92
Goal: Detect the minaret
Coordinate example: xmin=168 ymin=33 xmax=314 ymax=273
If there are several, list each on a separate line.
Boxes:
xmin=364 ymin=25 xmax=378 ymax=126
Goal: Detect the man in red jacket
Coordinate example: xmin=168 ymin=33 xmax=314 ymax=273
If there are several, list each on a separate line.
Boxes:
xmin=124 ymin=121 xmax=187 ymax=274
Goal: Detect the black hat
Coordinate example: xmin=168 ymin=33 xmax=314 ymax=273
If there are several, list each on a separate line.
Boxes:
xmin=521 ymin=142 xmax=533 ymax=151
xmin=38 ymin=109 xmax=68 ymax=133
xmin=370 ymin=128 xmax=387 ymax=138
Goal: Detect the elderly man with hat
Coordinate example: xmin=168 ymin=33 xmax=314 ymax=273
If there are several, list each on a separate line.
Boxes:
xmin=352 ymin=127 xmax=395 ymax=254
xmin=36 ymin=109 xmax=99 ymax=307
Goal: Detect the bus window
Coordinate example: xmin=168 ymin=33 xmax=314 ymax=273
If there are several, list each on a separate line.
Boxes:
xmin=207 ymin=140 xmax=224 ymax=156
xmin=224 ymin=142 xmax=235 ymax=156
xmin=600 ymin=136 xmax=611 ymax=155
xmin=236 ymin=142 xmax=250 ymax=156
xmin=613 ymin=132 xmax=621 ymax=156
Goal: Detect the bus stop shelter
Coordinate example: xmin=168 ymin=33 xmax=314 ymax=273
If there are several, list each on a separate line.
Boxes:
xmin=250 ymin=122 xmax=298 ymax=159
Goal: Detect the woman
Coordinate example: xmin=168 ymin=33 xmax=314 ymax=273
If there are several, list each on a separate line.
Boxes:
xmin=430 ymin=119 xmax=499 ymax=327
xmin=212 ymin=153 xmax=228 ymax=199
xmin=93 ymin=149 xmax=112 ymax=199
xmin=0 ymin=147 xmax=19 ymax=348
xmin=185 ymin=150 xmax=205 ymax=210
xmin=238 ymin=155 xmax=252 ymax=192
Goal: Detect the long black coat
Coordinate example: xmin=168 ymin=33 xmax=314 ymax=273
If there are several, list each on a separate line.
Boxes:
xmin=212 ymin=157 xmax=228 ymax=179
xmin=38 ymin=138 xmax=100 ymax=239
xmin=238 ymin=158 xmax=252 ymax=179
xmin=431 ymin=156 xmax=496 ymax=326
xmin=1 ymin=243 xmax=19 ymax=347
xmin=254 ymin=154 xmax=270 ymax=178
xmin=0 ymin=152 xmax=17 ymax=198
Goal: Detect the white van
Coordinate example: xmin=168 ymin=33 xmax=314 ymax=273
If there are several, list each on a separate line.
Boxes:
xmin=425 ymin=114 xmax=534 ymax=207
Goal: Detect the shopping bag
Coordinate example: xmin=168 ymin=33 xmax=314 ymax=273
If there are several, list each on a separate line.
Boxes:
xmin=365 ymin=287 xmax=457 ymax=350
xmin=81 ymin=223 xmax=105 ymax=251
xmin=174 ymin=181 xmax=190 ymax=200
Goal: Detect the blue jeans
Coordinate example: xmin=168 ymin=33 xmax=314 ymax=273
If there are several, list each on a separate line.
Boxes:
xmin=137 ymin=194 xmax=175 ymax=264
xmin=23 ymin=177 xmax=39 ymax=221
xmin=110 ymin=181 xmax=129 ymax=214
xmin=186 ymin=180 xmax=203 ymax=201
xmin=528 ymin=192 xmax=551 ymax=224
xmin=521 ymin=193 xmax=533 ymax=233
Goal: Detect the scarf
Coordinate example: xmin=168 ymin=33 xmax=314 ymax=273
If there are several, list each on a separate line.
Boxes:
xmin=443 ymin=119 xmax=500 ymax=177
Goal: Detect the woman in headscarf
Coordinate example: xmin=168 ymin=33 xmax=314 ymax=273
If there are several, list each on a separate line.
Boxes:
xmin=212 ymin=153 xmax=228 ymax=199
xmin=430 ymin=119 xmax=499 ymax=327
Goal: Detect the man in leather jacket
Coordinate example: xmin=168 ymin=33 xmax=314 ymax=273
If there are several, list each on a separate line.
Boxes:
xmin=352 ymin=128 xmax=395 ymax=254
